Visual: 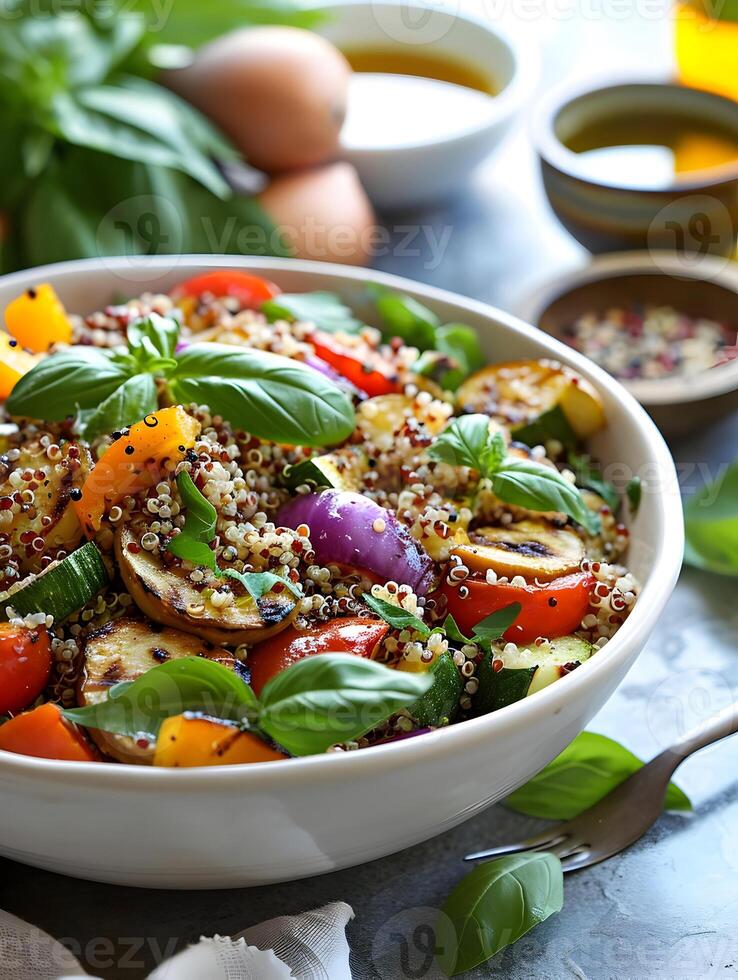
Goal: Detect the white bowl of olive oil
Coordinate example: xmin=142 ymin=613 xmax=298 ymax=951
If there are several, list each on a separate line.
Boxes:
xmin=316 ymin=0 xmax=536 ymax=209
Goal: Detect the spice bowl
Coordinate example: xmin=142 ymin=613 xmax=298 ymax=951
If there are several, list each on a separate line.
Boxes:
xmin=518 ymin=251 xmax=738 ymax=439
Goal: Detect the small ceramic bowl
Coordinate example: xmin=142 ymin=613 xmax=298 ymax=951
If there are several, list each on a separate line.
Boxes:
xmin=518 ymin=251 xmax=738 ymax=439
xmin=316 ymin=0 xmax=536 ymax=209
xmin=534 ymin=79 xmax=738 ymax=256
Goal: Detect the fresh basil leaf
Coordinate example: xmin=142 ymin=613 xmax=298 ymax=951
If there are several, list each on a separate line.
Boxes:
xmin=684 ymin=462 xmax=738 ymax=575
xmin=127 ymin=312 xmax=180 ymax=364
xmin=262 ymin=292 xmax=365 ymax=334
xmin=432 ymin=323 xmax=485 ymax=390
xmin=427 ymin=414 xmax=498 ymax=471
xmin=491 ymin=458 xmax=600 ymax=535
xmin=514 ymin=405 xmax=578 ymax=452
xmin=5 ymin=347 xmax=132 ymax=420
xmin=77 ymin=372 xmax=157 ymax=441
xmin=362 ymin=594 xmax=430 ymax=636
xmin=169 ymin=343 xmax=355 ymax=447
xmin=63 ymin=656 xmax=257 ymax=740
xmin=174 ymin=470 xmax=217 ymax=542
xmin=626 ymin=476 xmax=642 ymax=515
xmin=504 ymin=731 xmax=691 ymax=819
xmin=221 ymin=568 xmax=302 ymax=601
xmin=371 ymin=287 xmax=439 ymax=350
xmin=568 ymin=452 xmax=620 ymax=512
xmin=258 ymin=653 xmax=433 ymax=756
xmin=472 ymin=603 xmax=522 ymax=644
xmin=167 ymin=536 xmax=218 ymax=570
xmin=438 ymin=852 xmax=564 ymax=975
xmin=441 ymin=614 xmax=473 ymax=647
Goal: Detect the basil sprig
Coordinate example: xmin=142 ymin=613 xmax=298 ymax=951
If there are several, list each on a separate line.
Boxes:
xmin=63 ymin=653 xmax=432 ymax=755
xmin=6 ymin=313 xmax=355 ymax=447
xmin=428 ymin=415 xmax=599 ymax=534
xmin=362 ymin=594 xmax=429 ymax=636
xmin=262 ymin=292 xmax=365 ymax=334
xmin=438 ymin=852 xmax=564 ymax=975
xmin=167 ymin=472 xmax=301 ymax=602
xmin=504 ymin=731 xmax=691 ymax=818
xmin=370 ymin=287 xmax=484 ymax=390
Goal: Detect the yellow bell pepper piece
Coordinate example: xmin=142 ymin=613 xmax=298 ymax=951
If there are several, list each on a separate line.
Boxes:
xmin=0 ymin=333 xmax=43 ymax=399
xmin=154 ymin=714 xmax=287 ymax=767
xmin=73 ymin=405 xmax=201 ymax=535
xmin=5 ymin=283 xmax=73 ymax=352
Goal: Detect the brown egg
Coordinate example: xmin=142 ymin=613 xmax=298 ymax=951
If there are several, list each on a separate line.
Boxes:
xmin=258 ymin=162 xmax=377 ymax=266
xmin=163 ymin=27 xmax=350 ymax=174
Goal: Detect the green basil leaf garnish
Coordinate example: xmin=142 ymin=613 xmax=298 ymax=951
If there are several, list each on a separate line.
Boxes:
xmin=63 ymin=656 xmax=258 ymax=741
xmin=504 ymin=731 xmax=691 ymax=819
xmin=127 ymin=312 xmax=180 ymax=364
xmin=6 ymin=347 xmax=133 ymax=420
xmin=372 ymin=287 xmax=439 ymax=350
xmin=174 ymin=471 xmax=217 ymax=543
xmin=514 ymin=404 xmax=577 ymax=451
xmin=568 ymin=451 xmax=620 ymax=512
xmin=221 ymin=568 xmax=302 ymax=601
xmin=258 ymin=653 xmax=433 ymax=756
xmin=169 ymin=343 xmax=355 ymax=447
xmin=431 ymin=323 xmax=485 ymax=391
xmin=626 ymin=475 xmax=643 ymax=515
xmin=262 ymin=292 xmax=365 ymax=334
xmin=362 ymin=593 xmax=430 ymax=636
xmin=684 ymin=462 xmax=738 ymax=576
xmin=77 ymin=372 xmax=158 ymax=441
xmin=471 ymin=603 xmax=522 ymax=644
xmin=427 ymin=414 xmax=505 ymax=472
xmin=438 ymin=852 xmax=564 ymax=975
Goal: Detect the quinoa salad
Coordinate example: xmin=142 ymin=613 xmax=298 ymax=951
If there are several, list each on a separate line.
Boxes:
xmin=0 ymin=270 xmax=639 ymax=767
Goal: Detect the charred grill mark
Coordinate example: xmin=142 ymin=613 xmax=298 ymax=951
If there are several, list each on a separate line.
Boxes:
xmin=257 ymin=597 xmax=294 ymax=625
xmin=102 ymin=660 xmax=123 ymax=682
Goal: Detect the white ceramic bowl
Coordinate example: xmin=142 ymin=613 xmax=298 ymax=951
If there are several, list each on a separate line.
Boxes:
xmin=0 ymin=256 xmax=682 ymax=889
xmin=316 ymin=0 xmax=536 ymax=209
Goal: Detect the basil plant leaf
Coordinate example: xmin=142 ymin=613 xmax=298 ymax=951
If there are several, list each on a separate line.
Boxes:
xmin=438 ymin=852 xmax=564 ymax=975
xmin=262 ymin=292 xmax=365 ymax=334
xmin=63 ymin=656 xmax=257 ymax=740
xmin=491 ymin=458 xmax=600 ymax=535
xmin=568 ymin=452 xmax=620 ymax=513
xmin=174 ymin=471 xmax=217 ymax=543
xmin=6 ymin=347 xmax=133 ymax=420
xmin=684 ymin=462 xmax=738 ymax=576
xmin=371 ymin=287 xmax=439 ymax=350
xmin=427 ymin=414 xmax=496 ymax=471
xmin=362 ymin=594 xmax=430 ymax=636
xmin=258 ymin=653 xmax=433 ymax=756
xmin=432 ymin=323 xmax=485 ymax=390
xmin=504 ymin=731 xmax=692 ymax=819
xmin=127 ymin=312 xmax=180 ymax=364
xmin=78 ymin=372 xmax=158 ymax=441
xmin=170 ymin=343 xmax=355 ymax=447
xmin=221 ymin=568 xmax=302 ymax=601
xmin=471 ymin=602 xmax=522 ymax=644
xmin=626 ymin=476 xmax=643 ymax=515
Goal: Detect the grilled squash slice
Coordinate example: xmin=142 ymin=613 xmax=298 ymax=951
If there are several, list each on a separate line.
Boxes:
xmin=116 ymin=527 xmax=299 ymax=645
xmin=78 ymin=616 xmax=244 ymax=764
xmin=453 ymin=520 xmax=585 ymax=581
xmin=1 ymin=441 xmax=92 ymax=573
xmin=456 ymin=359 xmax=605 ymax=441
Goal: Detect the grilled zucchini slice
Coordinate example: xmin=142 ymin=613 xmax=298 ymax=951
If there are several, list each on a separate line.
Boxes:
xmin=0 ymin=441 xmax=92 ymax=572
xmin=116 ymin=527 xmax=299 ymax=645
xmin=78 ymin=616 xmax=244 ymax=764
xmin=453 ymin=520 xmax=585 ymax=581
xmin=457 ymin=360 xmax=605 ymax=441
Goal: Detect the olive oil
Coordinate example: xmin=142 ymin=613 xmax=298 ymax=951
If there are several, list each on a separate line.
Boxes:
xmin=341 ymin=46 xmax=498 ymax=96
xmin=565 ymin=111 xmax=738 ymax=189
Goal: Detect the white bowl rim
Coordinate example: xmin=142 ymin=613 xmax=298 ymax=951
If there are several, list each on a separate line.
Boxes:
xmin=0 ymin=255 xmax=684 ymax=788
xmin=516 ymin=250 xmax=738 ymax=406
xmin=534 ymin=73 xmax=738 ymax=193
xmin=316 ymin=0 xmax=539 ymax=154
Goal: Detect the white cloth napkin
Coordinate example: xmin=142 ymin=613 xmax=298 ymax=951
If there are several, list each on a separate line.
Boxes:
xmin=0 ymin=902 xmax=354 ymax=980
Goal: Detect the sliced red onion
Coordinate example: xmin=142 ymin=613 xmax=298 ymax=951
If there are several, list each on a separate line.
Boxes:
xmin=277 ymin=490 xmax=435 ymax=595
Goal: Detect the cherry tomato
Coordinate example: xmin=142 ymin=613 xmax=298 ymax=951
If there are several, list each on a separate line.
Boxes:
xmin=170 ymin=271 xmax=281 ymax=308
xmin=0 ymin=624 xmax=52 ymax=715
xmin=310 ymin=331 xmax=401 ymax=397
xmin=249 ymin=617 xmax=390 ymax=696
xmin=441 ymin=572 xmax=594 ymax=645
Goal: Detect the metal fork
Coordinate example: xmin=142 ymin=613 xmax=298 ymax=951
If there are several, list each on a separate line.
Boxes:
xmin=465 ymin=700 xmax=738 ymax=872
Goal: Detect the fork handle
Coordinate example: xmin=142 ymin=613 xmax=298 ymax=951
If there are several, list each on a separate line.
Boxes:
xmin=661 ymin=700 xmax=738 ymax=765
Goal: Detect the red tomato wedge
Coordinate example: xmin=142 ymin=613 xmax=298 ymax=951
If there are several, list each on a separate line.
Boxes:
xmin=170 ymin=270 xmax=280 ymax=308
xmin=310 ymin=332 xmax=401 ymax=397
xmin=441 ymin=571 xmax=595 ymax=645
xmin=249 ymin=617 xmax=390 ymax=696
xmin=0 ymin=623 xmax=52 ymax=715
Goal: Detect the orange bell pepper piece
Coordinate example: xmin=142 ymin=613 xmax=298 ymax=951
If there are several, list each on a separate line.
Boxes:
xmin=0 ymin=703 xmax=98 ymax=762
xmin=154 ymin=714 xmax=287 ymax=767
xmin=74 ymin=406 xmax=201 ymax=535
xmin=5 ymin=284 xmax=73 ymax=352
xmin=0 ymin=333 xmax=43 ymax=399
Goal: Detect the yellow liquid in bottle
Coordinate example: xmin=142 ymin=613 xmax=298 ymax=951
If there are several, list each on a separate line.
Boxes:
xmin=675 ymin=0 xmax=738 ymax=101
